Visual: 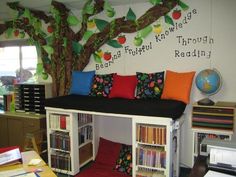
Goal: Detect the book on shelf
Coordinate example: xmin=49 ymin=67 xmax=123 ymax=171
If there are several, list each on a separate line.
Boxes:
xmin=79 ymin=125 xmax=93 ymax=145
xmin=137 ymin=124 xmax=166 ymax=145
xmin=50 ymin=114 xmax=70 ymax=130
xmin=51 ymin=151 xmax=71 ymax=171
xmin=50 ymin=131 xmax=70 ymax=151
xmin=136 ymin=146 xmax=166 ymax=168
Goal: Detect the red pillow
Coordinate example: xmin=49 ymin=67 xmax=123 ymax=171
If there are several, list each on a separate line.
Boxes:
xmin=109 ymin=74 xmax=137 ymax=99
xmin=95 ymin=137 xmax=121 ymax=166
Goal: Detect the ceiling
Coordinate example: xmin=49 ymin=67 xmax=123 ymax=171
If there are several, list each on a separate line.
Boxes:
xmin=0 ymin=0 xmax=147 ymax=22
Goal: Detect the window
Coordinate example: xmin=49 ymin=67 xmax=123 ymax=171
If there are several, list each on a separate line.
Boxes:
xmin=0 ymin=45 xmax=38 ymax=95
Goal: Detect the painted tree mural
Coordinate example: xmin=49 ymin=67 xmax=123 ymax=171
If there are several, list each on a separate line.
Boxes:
xmin=0 ymin=0 xmax=188 ymax=96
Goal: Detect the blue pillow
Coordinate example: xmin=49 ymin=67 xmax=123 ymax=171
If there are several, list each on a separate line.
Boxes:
xmin=70 ymin=71 xmax=95 ymax=95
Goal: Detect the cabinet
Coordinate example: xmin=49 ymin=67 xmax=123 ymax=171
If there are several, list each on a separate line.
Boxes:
xmin=0 ymin=111 xmax=46 ymax=149
xmin=192 ymin=102 xmax=235 ymax=132
xmin=191 ymin=102 xmax=235 ymax=166
xmin=14 ymin=83 xmax=52 ymax=114
xmin=46 ymin=110 xmax=94 ymax=175
xmin=132 ymin=116 xmax=183 ymax=177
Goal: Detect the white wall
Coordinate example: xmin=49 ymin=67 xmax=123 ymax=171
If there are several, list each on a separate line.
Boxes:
xmin=85 ymin=0 xmax=236 ymax=167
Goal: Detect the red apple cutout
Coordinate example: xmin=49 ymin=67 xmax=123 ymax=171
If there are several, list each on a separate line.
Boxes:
xmin=117 ymin=35 xmax=126 ymax=44
xmin=14 ymin=30 xmax=19 ymax=37
xmin=23 ymin=17 xmax=29 ymax=25
xmin=47 ymin=26 xmax=54 ymax=33
xmin=103 ymin=52 xmax=112 ymax=61
xmin=172 ymin=10 xmax=181 ymax=20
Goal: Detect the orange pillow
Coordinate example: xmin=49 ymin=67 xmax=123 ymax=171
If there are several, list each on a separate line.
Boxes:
xmin=161 ymin=70 xmax=195 ymax=104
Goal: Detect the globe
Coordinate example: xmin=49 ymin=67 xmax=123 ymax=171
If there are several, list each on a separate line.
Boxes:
xmin=195 ymin=69 xmax=222 ymax=105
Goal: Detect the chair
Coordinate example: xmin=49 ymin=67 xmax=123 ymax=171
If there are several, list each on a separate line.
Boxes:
xmin=23 ymin=129 xmax=47 ymax=162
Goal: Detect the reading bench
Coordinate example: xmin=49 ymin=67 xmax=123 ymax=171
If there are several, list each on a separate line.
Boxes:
xmin=45 ymin=95 xmax=186 ymax=177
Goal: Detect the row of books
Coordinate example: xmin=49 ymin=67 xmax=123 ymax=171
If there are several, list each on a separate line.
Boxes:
xmin=50 ymin=131 xmax=70 ymax=151
xmin=136 ymin=146 xmax=166 ymax=168
xmin=49 ymin=114 xmax=70 ymax=130
xmin=51 ymin=151 xmax=71 ymax=171
xmin=194 ymin=132 xmax=230 ymax=155
xmin=79 ymin=125 xmax=93 ymax=145
xmin=78 ymin=113 xmax=92 ymax=126
xmin=3 ymin=93 xmax=14 ymax=112
xmin=136 ymin=124 xmax=166 ymax=145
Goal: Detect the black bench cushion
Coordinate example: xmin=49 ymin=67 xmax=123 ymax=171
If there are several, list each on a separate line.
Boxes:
xmin=45 ymin=95 xmax=186 ymax=120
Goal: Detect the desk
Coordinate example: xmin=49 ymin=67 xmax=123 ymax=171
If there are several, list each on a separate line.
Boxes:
xmin=189 ymin=156 xmax=208 ymax=177
xmin=0 ymin=151 xmax=56 ymax=177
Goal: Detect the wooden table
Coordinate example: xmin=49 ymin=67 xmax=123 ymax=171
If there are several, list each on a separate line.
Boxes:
xmin=0 ymin=151 xmax=56 ymax=177
xmin=188 ymin=155 xmax=208 ymax=177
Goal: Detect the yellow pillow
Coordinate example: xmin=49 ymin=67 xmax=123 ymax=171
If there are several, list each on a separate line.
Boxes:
xmin=161 ymin=70 xmax=195 ymax=104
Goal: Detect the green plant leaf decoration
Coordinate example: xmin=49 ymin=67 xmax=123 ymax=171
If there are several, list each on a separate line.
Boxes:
xmin=94 ymin=19 xmax=109 ymax=31
xmin=42 ymin=56 xmax=51 ymax=64
xmin=72 ymin=41 xmax=83 ymax=55
xmin=138 ymin=25 xmax=153 ymax=38
xmin=22 ymin=9 xmax=31 ymax=19
xmin=126 ymin=8 xmax=136 ymax=21
xmin=46 ymin=36 xmax=53 ymax=45
xmin=5 ymin=28 xmax=13 ymax=38
xmin=178 ymin=0 xmax=189 ymax=11
xmin=36 ymin=63 xmax=44 ymax=75
xmin=83 ymin=30 xmax=94 ymax=41
xmin=107 ymin=40 xmax=123 ymax=48
xmin=93 ymin=53 xmax=102 ymax=63
xmin=149 ymin=0 xmax=161 ymax=5
xmin=165 ymin=15 xmax=174 ymax=26
xmin=104 ymin=0 xmax=113 ymax=11
xmin=42 ymin=45 xmax=54 ymax=55
xmin=67 ymin=15 xmax=80 ymax=26
xmin=83 ymin=0 xmax=94 ymax=15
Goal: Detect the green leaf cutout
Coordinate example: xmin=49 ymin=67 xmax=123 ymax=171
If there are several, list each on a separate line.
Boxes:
xmin=67 ymin=15 xmax=80 ymax=26
xmin=138 ymin=25 xmax=153 ymax=38
xmin=126 ymin=8 xmax=136 ymax=21
xmin=104 ymin=0 xmax=113 ymax=11
xmin=63 ymin=38 xmax=67 ymax=47
xmin=46 ymin=36 xmax=53 ymax=45
xmin=42 ymin=57 xmax=51 ymax=64
xmin=83 ymin=30 xmax=94 ymax=41
xmin=22 ymin=9 xmax=31 ymax=18
xmin=178 ymin=0 xmax=189 ymax=11
xmin=93 ymin=53 xmax=102 ymax=63
xmin=107 ymin=40 xmax=123 ymax=48
xmin=42 ymin=45 xmax=54 ymax=55
xmin=164 ymin=15 xmax=174 ymax=26
xmin=36 ymin=63 xmax=44 ymax=75
xmin=72 ymin=41 xmax=83 ymax=55
xmin=149 ymin=0 xmax=161 ymax=5
xmin=83 ymin=0 xmax=94 ymax=15
xmin=33 ymin=20 xmax=42 ymax=30
xmin=94 ymin=19 xmax=109 ymax=31
xmin=5 ymin=28 xmax=13 ymax=38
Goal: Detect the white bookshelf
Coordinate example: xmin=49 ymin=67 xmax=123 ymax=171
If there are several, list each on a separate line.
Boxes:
xmin=46 ymin=107 xmax=184 ymax=177
xmin=46 ymin=109 xmax=94 ymax=175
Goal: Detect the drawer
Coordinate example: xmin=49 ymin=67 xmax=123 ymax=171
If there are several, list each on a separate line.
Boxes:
xmin=23 ymin=119 xmax=45 ymax=133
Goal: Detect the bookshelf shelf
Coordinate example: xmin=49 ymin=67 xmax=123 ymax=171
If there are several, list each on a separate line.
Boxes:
xmin=133 ymin=116 xmax=183 ymax=177
xmin=191 ymin=101 xmax=235 ymax=166
xmin=136 ymin=165 xmax=166 ymax=171
xmin=46 ymin=110 xmax=94 ymax=175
